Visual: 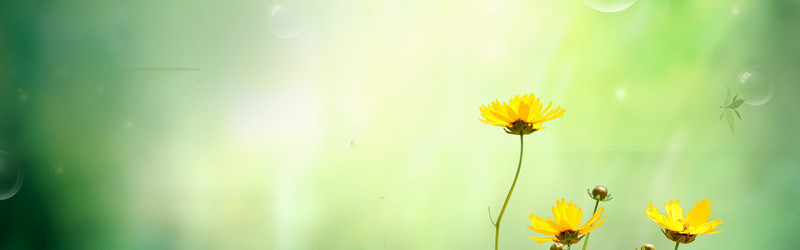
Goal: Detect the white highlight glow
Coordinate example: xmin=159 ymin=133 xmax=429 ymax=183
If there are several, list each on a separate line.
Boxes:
xmin=739 ymin=71 xmax=751 ymax=83
xmin=269 ymin=4 xmax=282 ymax=16
xmin=227 ymin=83 xmax=322 ymax=149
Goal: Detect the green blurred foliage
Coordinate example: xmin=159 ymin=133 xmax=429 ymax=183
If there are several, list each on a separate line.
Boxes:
xmin=1 ymin=0 xmax=800 ymax=248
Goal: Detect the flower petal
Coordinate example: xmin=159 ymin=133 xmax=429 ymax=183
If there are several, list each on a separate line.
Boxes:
xmin=528 ymin=214 xmax=559 ymax=235
xmin=645 ymin=201 xmax=683 ymax=232
xmin=543 ymin=217 xmax=563 ymax=233
xmin=688 ymin=219 xmax=723 ymax=235
xmin=489 ymin=109 xmax=513 ymax=123
xmin=578 ymin=206 xmax=604 ymax=231
xmin=578 ymin=217 xmax=606 ymax=235
xmin=517 ymin=102 xmax=530 ymax=122
xmin=665 ymin=200 xmax=684 ymax=221
xmin=685 ymin=199 xmax=713 ymax=226
xmin=569 ymin=204 xmax=582 ymax=229
xmin=503 ymin=103 xmax=518 ymax=121
xmin=528 ymin=235 xmax=556 ymax=243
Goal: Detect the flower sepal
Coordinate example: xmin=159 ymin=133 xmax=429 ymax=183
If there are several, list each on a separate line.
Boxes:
xmin=504 ymin=120 xmax=539 ymax=135
xmin=554 ymin=230 xmax=585 ymax=245
xmin=661 ymin=228 xmax=697 ymax=244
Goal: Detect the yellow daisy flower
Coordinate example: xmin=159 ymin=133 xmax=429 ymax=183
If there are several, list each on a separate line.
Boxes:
xmin=527 ymin=198 xmax=606 ymax=246
xmin=479 ymin=93 xmax=565 ymax=135
xmin=645 ymin=199 xmax=723 ymax=244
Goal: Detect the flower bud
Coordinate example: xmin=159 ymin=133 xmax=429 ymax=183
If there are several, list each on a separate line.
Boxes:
xmin=592 ymin=185 xmax=607 ymax=199
xmin=550 ymin=242 xmax=564 ymax=250
xmin=640 ymin=243 xmax=656 ymax=250
xmin=587 ymin=185 xmax=613 ymax=201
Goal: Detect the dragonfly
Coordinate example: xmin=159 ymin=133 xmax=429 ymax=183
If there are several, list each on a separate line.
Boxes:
xmin=719 ymin=87 xmax=745 ymax=135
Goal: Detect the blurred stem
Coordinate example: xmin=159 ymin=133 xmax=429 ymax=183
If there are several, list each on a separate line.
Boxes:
xmin=493 ymin=133 xmax=524 ymax=250
xmin=581 ymin=200 xmax=600 ymax=250
xmin=674 ymin=242 xmax=679 ymax=250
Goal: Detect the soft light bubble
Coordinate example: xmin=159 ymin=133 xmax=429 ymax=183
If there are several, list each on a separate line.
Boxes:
xmin=0 ymin=152 xmax=23 ymax=200
xmin=583 ymin=0 xmax=638 ymax=12
xmin=734 ymin=66 xmax=774 ymax=106
xmin=486 ymin=0 xmax=523 ymax=30
xmin=268 ymin=2 xmax=304 ymax=39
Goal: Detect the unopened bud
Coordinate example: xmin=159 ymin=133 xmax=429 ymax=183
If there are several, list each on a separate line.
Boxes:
xmin=592 ymin=185 xmax=607 ymax=199
xmin=550 ymin=242 xmax=564 ymax=250
xmin=587 ymin=185 xmax=613 ymax=201
xmin=641 ymin=243 xmax=656 ymax=250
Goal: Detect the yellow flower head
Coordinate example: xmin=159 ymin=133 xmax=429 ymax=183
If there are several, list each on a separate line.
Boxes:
xmin=645 ymin=199 xmax=723 ymax=244
xmin=480 ymin=94 xmax=565 ymax=135
xmin=527 ymin=198 xmax=606 ymax=245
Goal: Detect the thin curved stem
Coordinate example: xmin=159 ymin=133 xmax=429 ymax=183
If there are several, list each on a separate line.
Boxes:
xmin=493 ymin=133 xmax=524 ymax=250
xmin=488 ymin=207 xmax=496 ymax=226
xmin=674 ymin=241 xmax=680 ymax=250
xmin=581 ymin=200 xmax=600 ymax=250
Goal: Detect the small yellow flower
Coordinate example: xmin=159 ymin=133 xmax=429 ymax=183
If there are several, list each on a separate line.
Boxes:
xmin=480 ymin=94 xmax=565 ymax=135
xmin=645 ymin=199 xmax=723 ymax=244
xmin=527 ymin=198 xmax=606 ymax=245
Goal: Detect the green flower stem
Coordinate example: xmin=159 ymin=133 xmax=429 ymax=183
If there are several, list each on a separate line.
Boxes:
xmin=493 ymin=133 xmax=525 ymax=250
xmin=581 ymin=199 xmax=600 ymax=250
xmin=674 ymin=241 xmax=680 ymax=250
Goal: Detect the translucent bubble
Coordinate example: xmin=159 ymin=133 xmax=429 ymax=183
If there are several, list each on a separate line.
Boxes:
xmin=0 ymin=152 xmax=22 ymax=200
xmin=734 ymin=66 xmax=774 ymax=106
xmin=268 ymin=2 xmax=304 ymax=39
xmin=583 ymin=0 xmax=638 ymax=12
xmin=486 ymin=0 xmax=522 ymax=30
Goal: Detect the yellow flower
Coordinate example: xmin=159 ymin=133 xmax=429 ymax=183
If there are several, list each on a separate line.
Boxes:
xmin=645 ymin=199 xmax=723 ymax=244
xmin=480 ymin=94 xmax=565 ymax=135
xmin=527 ymin=198 xmax=606 ymax=245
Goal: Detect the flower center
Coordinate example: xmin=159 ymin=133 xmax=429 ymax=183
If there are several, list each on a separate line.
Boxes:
xmin=679 ymin=219 xmax=692 ymax=231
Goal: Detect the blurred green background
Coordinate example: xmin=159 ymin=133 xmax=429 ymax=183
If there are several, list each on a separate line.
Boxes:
xmin=1 ymin=0 xmax=799 ymax=248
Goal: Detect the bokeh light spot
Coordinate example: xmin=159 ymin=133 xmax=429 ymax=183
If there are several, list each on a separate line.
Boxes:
xmin=583 ymin=0 xmax=638 ymax=12
xmin=0 ymin=152 xmax=23 ymax=200
xmin=486 ymin=0 xmax=522 ymax=30
xmin=268 ymin=2 xmax=304 ymax=39
xmin=734 ymin=66 xmax=774 ymax=106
